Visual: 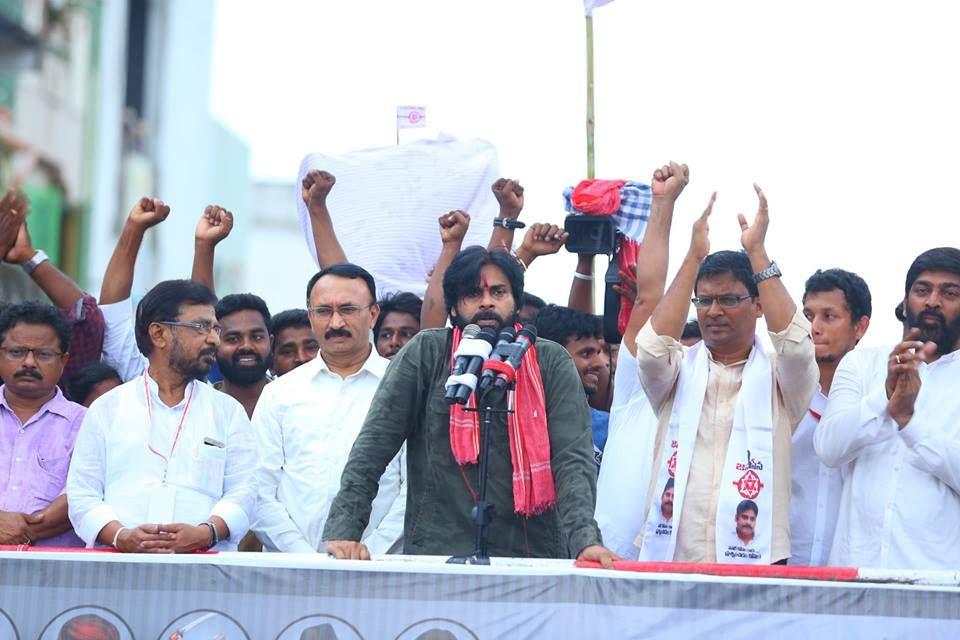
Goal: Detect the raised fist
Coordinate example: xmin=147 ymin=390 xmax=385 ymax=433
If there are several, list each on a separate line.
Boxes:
xmin=0 ymin=188 xmax=29 ymax=255
xmin=651 ymin=162 xmax=689 ymax=202
xmin=4 ymin=221 xmax=34 ymax=265
xmin=491 ymin=178 xmax=524 ymax=219
xmin=127 ymin=197 xmax=171 ymax=230
xmin=195 ymin=205 xmax=234 ymax=245
xmin=521 ymin=223 xmax=569 ymax=258
xmin=301 ymin=170 xmax=336 ymax=209
xmin=438 ymin=210 xmax=471 ymax=246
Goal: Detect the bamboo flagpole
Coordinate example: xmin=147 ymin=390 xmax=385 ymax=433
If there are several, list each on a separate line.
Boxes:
xmin=586 ymin=14 xmax=596 ymax=180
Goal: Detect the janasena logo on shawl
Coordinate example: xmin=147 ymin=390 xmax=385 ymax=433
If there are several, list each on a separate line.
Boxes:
xmin=667 ymin=451 xmax=677 ymax=478
xmin=733 ymin=469 xmax=764 ymax=499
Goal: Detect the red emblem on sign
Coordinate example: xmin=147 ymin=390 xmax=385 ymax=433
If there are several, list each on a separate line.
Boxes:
xmin=667 ymin=451 xmax=677 ymax=478
xmin=733 ymin=469 xmax=763 ymax=499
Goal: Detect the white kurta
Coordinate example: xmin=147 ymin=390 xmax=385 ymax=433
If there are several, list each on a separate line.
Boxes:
xmin=789 ymin=389 xmax=843 ymax=565
xmin=252 ymin=347 xmax=406 ymax=554
xmin=66 ymin=373 xmax=259 ymax=550
xmin=815 ymin=346 xmax=960 ymax=569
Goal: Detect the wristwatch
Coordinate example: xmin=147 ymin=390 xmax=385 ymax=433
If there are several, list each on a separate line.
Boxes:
xmin=753 ymin=260 xmax=782 ymax=283
xmin=493 ymin=218 xmax=526 ymax=230
xmin=20 ymin=250 xmax=49 ymax=275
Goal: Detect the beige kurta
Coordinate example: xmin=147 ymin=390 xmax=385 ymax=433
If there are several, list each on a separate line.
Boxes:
xmin=635 ymin=311 xmax=817 ymax=563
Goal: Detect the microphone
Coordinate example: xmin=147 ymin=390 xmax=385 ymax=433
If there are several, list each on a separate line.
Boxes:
xmin=475 ymin=325 xmax=517 ymax=396
xmin=492 ymin=324 xmax=538 ymax=390
xmin=445 ymin=325 xmax=498 ymax=404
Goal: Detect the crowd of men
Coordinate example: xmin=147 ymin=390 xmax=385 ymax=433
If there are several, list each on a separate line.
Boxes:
xmin=0 ymin=161 xmax=958 ymax=572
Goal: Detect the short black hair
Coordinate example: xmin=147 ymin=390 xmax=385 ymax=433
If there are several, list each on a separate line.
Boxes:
xmin=374 ymin=292 xmax=422 ymax=339
xmin=521 ymin=292 xmax=547 ymax=310
xmin=534 ymin=304 xmax=601 ymax=346
xmin=0 ymin=300 xmax=72 ymax=352
xmin=305 ymin=263 xmax=377 ymax=306
xmin=442 ymin=246 xmax=524 ymax=316
xmin=737 ymin=499 xmax=759 ymax=516
xmin=696 ymin=250 xmax=758 ymax=298
xmin=904 ymin=247 xmax=960 ymax=296
xmin=215 ymin=293 xmax=271 ymax=327
xmin=662 ymin=477 xmax=675 ymax=493
xmin=270 ymin=308 xmax=311 ymax=337
xmin=135 ymin=279 xmax=217 ymax=356
xmin=803 ymin=268 xmax=872 ymax=321
xmin=68 ymin=362 xmax=121 ymax=405
xmin=681 ymin=319 xmax=701 ymax=340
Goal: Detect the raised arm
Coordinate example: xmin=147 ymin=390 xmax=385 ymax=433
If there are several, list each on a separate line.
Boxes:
xmin=514 ymin=223 xmax=569 ymax=270
xmin=0 ymin=188 xmax=27 ymax=259
xmin=192 ymin=204 xmax=234 ymax=295
xmin=650 ymin=193 xmax=715 ymax=340
xmin=5 ymin=219 xmax=83 ymax=309
xmin=739 ymin=185 xmax=794 ymax=333
xmin=487 ymin=178 xmax=524 ymax=252
xmin=421 ymin=210 xmax=470 ymax=329
xmin=622 ymin=162 xmax=688 ymax=355
xmin=303 ymin=170 xmax=348 ymax=268
xmin=99 ymin=198 xmax=170 ymax=305
xmin=567 ymin=255 xmax=596 ymax=314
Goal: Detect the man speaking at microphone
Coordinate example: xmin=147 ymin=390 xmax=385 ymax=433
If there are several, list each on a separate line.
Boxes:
xmin=323 ymin=246 xmax=616 ymax=564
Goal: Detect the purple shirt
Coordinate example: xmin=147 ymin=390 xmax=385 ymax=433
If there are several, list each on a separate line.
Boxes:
xmin=0 ymin=385 xmax=85 ymax=547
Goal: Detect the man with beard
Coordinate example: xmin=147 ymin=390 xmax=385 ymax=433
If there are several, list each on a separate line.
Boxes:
xmin=213 ymin=294 xmax=273 ymax=418
xmin=66 ymin=280 xmax=258 ymax=552
xmin=252 ymin=264 xmax=405 ymax=554
xmin=0 ymin=302 xmax=85 ymax=547
xmin=374 ymin=292 xmax=422 ymax=360
xmin=323 ymin=246 xmax=617 ymax=565
xmin=534 ymin=304 xmax=610 ymax=470
xmin=660 ymin=479 xmax=675 ymax=522
xmin=790 ymin=268 xmax=871 ymax=565
xmin=816 ymin=247 xmax=960 ymax=570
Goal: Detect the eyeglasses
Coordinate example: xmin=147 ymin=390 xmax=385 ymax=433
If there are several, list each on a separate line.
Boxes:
xmin=308 ymin=304 xmax=373 ymax=319
xmin=691 ymin=295 xmax=754 ymax=309
xmin=156 ymin=320 xmax=222 ymax=336
xmin=0 ymin=346 xmax=64 ymax=364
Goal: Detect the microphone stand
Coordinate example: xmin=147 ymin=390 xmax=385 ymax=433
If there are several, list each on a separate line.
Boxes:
xmin=447 ymin=383 xmax=514 ymax=566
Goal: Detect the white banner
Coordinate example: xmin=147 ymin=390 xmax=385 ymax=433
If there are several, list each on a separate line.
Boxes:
xmin=2 ymin=552 xmax=960 ymax=639
xmin=584 ymin=0 xmax=615 ymax=16
xmin=396 ymin=105 xmax=426 ymax=129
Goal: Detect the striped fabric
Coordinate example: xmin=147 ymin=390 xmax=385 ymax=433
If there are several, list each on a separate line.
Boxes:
xmin=296 ymin=136 xmax=500 ymax=298
xmin=563 ymin=181 xmax=652 ymax=243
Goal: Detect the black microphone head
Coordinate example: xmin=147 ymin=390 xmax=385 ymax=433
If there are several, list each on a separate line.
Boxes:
xmin=495 ymin=325 xmax=517 ymax=344
xmin=477 ymin=326 xmax=498 ymax=347
xmin=517 ymin=324 xmax=538 ymax=343
xmin=462 ymin=324 xmax=481 ymax=339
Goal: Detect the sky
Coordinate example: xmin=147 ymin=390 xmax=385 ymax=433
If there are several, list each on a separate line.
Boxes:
xmin=209 ymin=0 xmax=960 ymax=346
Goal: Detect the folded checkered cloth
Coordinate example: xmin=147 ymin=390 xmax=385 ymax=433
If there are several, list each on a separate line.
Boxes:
xmin=563 ymin=181 xmax=652 ymax=243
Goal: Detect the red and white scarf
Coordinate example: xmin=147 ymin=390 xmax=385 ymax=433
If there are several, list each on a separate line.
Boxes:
xmin=448 ymin=325 xmax=556 ymax=516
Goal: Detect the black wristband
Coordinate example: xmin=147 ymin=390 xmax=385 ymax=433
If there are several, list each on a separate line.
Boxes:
xmin=200 ymin=521 xmax=218 ymax=549
xmin=493 ymin=218 xmax=525 ymax=230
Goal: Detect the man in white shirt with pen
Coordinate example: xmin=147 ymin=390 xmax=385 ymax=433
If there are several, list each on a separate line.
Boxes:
xmin=66 ymin=280 xmax=258 ymax=552
xmin=252 ymin=263 xmax=405 ymax=554
xmin=816 ymin=247 xmax=960 ymax=569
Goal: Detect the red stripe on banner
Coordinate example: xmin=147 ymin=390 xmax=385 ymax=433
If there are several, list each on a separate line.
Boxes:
xmin=575 ymin=560 xmax=860 ymax=582
xmin=0 ymin=546 xmax=219 ymax=554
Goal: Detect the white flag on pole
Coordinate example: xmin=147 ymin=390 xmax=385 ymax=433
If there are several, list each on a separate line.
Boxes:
xmin=584 ymin=0 xmax=614 ymax=15
xmin=396 ymin=106 xmax=427 ymax=129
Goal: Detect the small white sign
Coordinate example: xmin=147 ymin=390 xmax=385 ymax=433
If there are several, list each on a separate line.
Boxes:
xmin=396 ymin=105 xmax=426 ymax=129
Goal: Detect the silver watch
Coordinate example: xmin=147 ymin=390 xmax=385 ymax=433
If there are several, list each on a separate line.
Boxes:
xmin=21 ymin=250 xmax=49 ymax=275
xmin=753 ymin=260 xmax=781 ymax=283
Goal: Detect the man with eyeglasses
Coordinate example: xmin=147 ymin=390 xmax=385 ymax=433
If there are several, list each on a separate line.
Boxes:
xmin=66 ymin=279 xmax=258 ymax=552
xmin=252 ymin=263 xmax=405 ymax=554
xmin=633 ymin=186 xmax=817 ymax=565
xmin=816 ymin=247 xmax=960 ymax=570
xmin=0 ymin=301 xmax=85 ymax=547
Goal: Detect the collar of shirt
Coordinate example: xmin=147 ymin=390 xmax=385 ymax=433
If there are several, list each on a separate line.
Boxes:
xmin=143 ymin=371 xmax=194 ymax=410
xmin=0 ymin=384 xmax=78 ymax=425
xmin=310 ymin=343 xmax=389 ymax=381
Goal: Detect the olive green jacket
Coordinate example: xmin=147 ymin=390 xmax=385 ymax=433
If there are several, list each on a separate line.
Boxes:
xmin=323 ymin=328 xmax=602 ymax=558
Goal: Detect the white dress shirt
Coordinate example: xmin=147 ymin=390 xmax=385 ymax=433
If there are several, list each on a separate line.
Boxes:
xmin=66 ymin=372 xmax=259 ymax=550
xmin=815 ymin=346 xmax=960 ymax=569
xmin=99 ymin=298 xmax=148 ymax=382
xmin=252 ymin=346 xmax=406 ymax=554
xmin=789 ymin=388 xmax=844 ymax=565
xmin=595 ymin=339 xmax=660 ymax=560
